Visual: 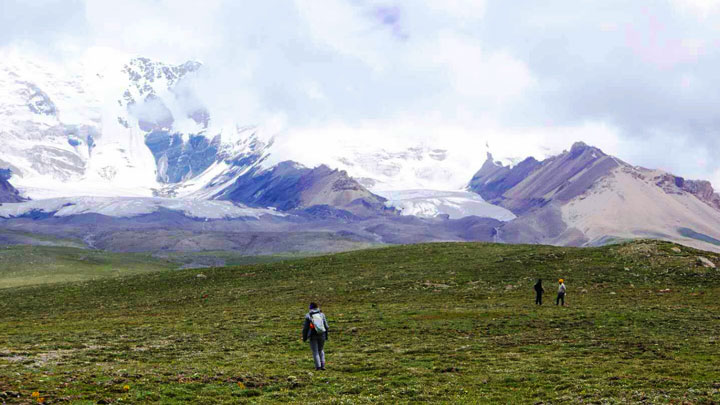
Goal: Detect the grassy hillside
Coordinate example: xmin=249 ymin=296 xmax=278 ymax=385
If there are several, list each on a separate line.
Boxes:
xmin=0 ymin=246 xmax=317 ymax=289
xmin=0 ymin=229 xmax=86 ymax=249
xmin=1 ymin=241 xmax=719 ymax=403
xmin=0 ymin=246 xmax=176 ymax=288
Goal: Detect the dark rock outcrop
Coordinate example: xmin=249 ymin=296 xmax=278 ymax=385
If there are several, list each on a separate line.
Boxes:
xmin=145 ymin=131 xmax=221 ymax=183
xmin=656 ymin=175 xmax=720 ymax=211
xmin=0 ymin=169 xmax=26 ymax=203
xmin=22 ymin=82 xmax=57 ymax=116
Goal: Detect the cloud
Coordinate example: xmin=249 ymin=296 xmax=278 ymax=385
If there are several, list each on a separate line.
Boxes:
xmin=84 ymin=0 xmax=225 ymax=62
xmin=671 ymin=0 xmax=720 ymax=18
xmin=2 ymin=0 xmax=720 ymax=188
xmin=422 ymin=33 xmax=534 ymax=102
xmin=0 ymin=0 xmax=86 ymax=55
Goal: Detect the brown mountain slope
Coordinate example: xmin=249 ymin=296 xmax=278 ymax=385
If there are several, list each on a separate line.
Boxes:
xmin=219 ymin=161 xmax=387 ymax=216
xmin=470 ymin=143 xmax=720 ymax=252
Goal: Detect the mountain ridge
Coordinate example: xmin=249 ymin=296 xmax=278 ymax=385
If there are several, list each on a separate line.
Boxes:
xmin=217 ymin=161 xmax=388 ymax=215
xmin=469 ymin=142 xmax=720 ymax=252
xmin=3 ymin=51 xmax=720 ymax=253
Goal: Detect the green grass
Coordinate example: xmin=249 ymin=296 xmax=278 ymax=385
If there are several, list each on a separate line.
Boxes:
xmin=0 ymin=229 xmax=86 ymax=248
xmin=0 ymin=246 xmax=318 ymax=289
xmin=156 ymin=251 xmax=324 ymax=268
xmin=1 ymin=240 xmax=719 ymax=403
xmin=678 ymin=227 xmax=720 ymax=246
xmin=0 ymin=246 xmax=177 ymax=288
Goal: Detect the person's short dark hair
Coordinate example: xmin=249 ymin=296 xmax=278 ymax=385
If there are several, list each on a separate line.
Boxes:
xmin=309 ymin=302 xmax=318 ymax=309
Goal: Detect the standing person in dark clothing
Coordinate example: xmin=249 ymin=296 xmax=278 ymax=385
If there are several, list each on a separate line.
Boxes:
xmin=556 ymin=279 xmax=566 ymax=306
xmin=302 ymin=302 xmax=329 ymax=370
xmin=534 ymin=279 xmax=545 ymax=305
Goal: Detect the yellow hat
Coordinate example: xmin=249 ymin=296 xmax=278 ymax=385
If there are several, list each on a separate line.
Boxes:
xmin=559 ymin=279 xmax=564 ymax=283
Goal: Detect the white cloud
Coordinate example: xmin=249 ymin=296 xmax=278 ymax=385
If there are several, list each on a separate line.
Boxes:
xmin=2 ymin=0 xmax=720 ymax=189
xmin=424 ymin=33 xmax=535 ymax=102
xmin=295 ymin=0 xmax=387 ymax=70
xmin=671 ymin=0 xmax=720 ymax=19
xmin=272 ymin=115 xmax=622 ymax=189
xmin=84 ymin=0 xmax=224 ymax=61
xmin=422 ymin=0 xmax=486 ymax=23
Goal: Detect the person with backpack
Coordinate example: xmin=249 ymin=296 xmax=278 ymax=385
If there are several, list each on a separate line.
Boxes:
xmin=302 ymin=302 xmax=329 ymax=370
xmin=556 ymin=279 xmax=566 ymax=306
xmin=534 ymin=279 xmax=545 ymax=305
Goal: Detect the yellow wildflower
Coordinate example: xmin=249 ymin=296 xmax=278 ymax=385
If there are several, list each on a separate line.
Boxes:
xmin=237 ymin=382 xmax=246 ymax=389
xmin=37 ymin=398 xmax=45 ymax=404
xmin=123 ymin=384 xmax=131 ymax=391
xmin=31 ymin=392 xmax=40 ymax=398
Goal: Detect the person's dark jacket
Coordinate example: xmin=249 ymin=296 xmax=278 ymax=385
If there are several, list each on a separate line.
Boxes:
xmin=534 ymin=282 xmax=544 ymax=294
xmin=302 ymin=309 xmax=329 ymax=342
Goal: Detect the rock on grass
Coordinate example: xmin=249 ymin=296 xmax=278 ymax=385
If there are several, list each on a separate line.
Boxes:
xmin=696 ymin=256 xmax=716 ymax=269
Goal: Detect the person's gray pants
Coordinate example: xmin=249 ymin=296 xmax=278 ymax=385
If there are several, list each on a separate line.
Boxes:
xmin=309 ymin=336 xmax=325 ymax=369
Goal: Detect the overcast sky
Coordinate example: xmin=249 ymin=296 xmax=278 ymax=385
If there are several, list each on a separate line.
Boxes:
xmin=3 ymin=0 xmax=720 ymax=186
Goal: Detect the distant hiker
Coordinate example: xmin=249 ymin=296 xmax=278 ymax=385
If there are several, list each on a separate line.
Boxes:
xmin=556 ymin=279 xmax=566 ymax=306
xmin=302 ymin=302 xmax=329 ymax=370
xmin=534 ymin=279 xmax=544 ymax=305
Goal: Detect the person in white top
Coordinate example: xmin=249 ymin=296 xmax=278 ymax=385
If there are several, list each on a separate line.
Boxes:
xmin=556 ymin=279 xmax=566 ymax=306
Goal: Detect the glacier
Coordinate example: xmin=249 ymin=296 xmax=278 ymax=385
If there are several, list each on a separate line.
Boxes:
xmin=380 ymin=189 xmax=516 ymax=221
xmin=0 ymin=196 xmax=283 ymax=220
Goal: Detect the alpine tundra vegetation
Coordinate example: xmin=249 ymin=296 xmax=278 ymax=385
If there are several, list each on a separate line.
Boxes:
xmin=1 ymin=240 xmax=719 ymax=403
xmin=3 ymin=1 xmax=720 ymax=403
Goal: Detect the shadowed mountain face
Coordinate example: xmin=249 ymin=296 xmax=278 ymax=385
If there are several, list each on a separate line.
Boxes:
xmin=219 ymin=161 xmax=388 ymax=215
xmin=469 ymin=142 xmax=619 ymax=215
xmin=0 ymin=170 xmax=25 ymax=203
xmin=468 ymin=154 xmax=541 ymax=203
xmin=145 ymin=131 xmax=222 ymax=183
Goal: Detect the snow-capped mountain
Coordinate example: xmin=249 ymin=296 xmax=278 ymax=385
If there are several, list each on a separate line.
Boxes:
xmin=329 ymin=145 xmax=460 ymax=191
xmin=310 ymin=143 xmax=518 ymax=220
xmin=0 ymin=48 xmax=270 ymax=200
xmin=0 ymin=48 xmax=513 ymax=220
xmin=6 ymin=49 xmax=720 ymax=254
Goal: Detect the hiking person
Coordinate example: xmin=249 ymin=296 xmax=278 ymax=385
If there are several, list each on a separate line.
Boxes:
xmin=302 ymin=302 xmax=329 ymax=370
xmin=556 ymin=279 xmax=566 ymax=306
xmin=534 ymin=279 xmax=544 ymax=305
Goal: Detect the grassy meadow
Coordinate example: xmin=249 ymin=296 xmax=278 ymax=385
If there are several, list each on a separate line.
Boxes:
xmin=0 ymin=246 xmax=176 ymax=288
xmin=0 ymin=246 xmax=315 ymax=288
xmin=1 ymin=240 xmax=719 ymax=403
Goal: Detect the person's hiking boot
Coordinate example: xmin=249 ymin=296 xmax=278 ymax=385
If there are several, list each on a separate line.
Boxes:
xmin=320 ymin=367 xmax=326 ymax=371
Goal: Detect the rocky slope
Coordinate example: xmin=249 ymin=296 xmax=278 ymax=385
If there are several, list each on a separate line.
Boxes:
xmin=469 ymin=142 xmax=720 ymax=252
xmin=218 ymin=161 xmax=387 ymax=215
xmin=470 ymin=142 xmax=620 ymax=214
